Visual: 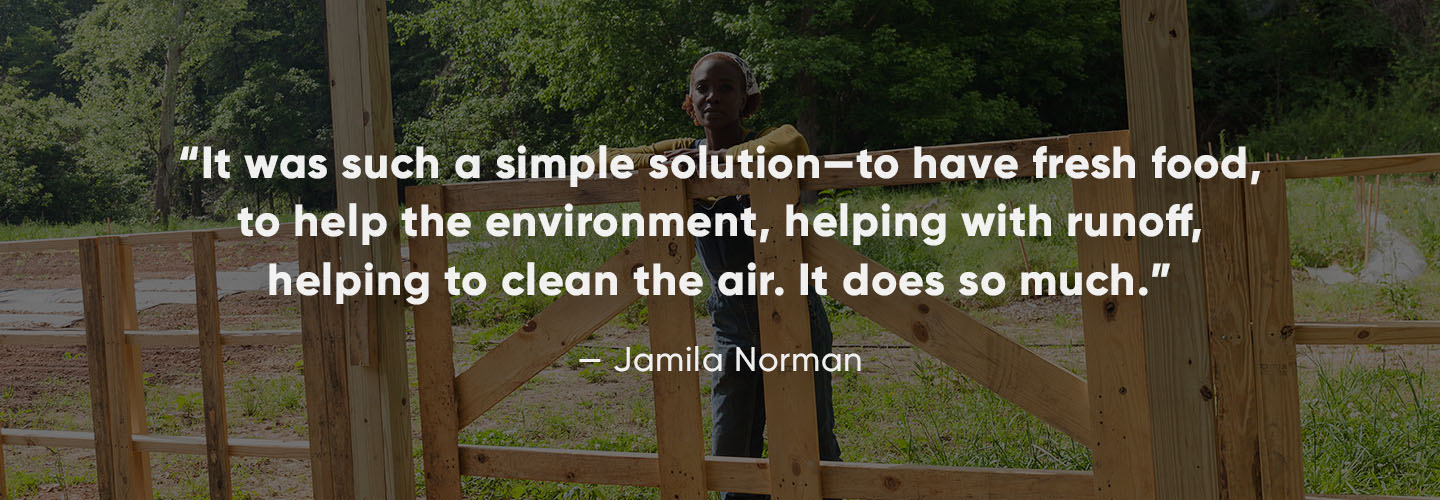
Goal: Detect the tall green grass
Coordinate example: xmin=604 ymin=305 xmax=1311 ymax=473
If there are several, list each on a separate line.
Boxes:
xmin=1301 ymin=362 xmax=1440 ymax=495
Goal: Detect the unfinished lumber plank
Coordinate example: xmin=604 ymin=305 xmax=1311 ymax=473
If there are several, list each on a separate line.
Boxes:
xmin=1 ymin=428 xmax=98 ymax=449
xmin=0 ymin=223 xmax=296 ymax=253
xmin=1199 ymin=164 xmax=1262 ymax=500
xmin=705 ymin=456 xmax=770 ymax=496
xmin=225 ymin=438 xmax=311 ymax=459
xmin=750 ymin=174 xmax=823 ymax=500
xmin=1270 ymin=153 xmax=1440 ymax=179
xmin=192 ymin=232 xmax=233 ymax=499
xmin=1120 ymin=0 xmax=1219 ymax=497
xmin=0 ymin=331 xmax=85 ymax=345
xmin=78 ymin=239 xmax=118 ymax=497
xmin=92 ymin=237 xmax=152 ymax=499
xmin=455 ymin=445 xmax=1099 ymax=500
xmin=1246 ymin=167 xmax=1305 ymax=500
xmin=124 ymin=329 xmax=304 ymax=347
xmin=1293 ymin=322 xmax=1440 ymax=344
xmin=639 ymin=172 xmax=707 ymax=500
xmin=453 ymin=241 xmax=644 ymax=425
xmin=407 ymin=185 xmax=463 ymax=500
xmin=130 ymin=435 xmax=310 ymax=459
xmin=1070 ymin=130 xmax=1157 ymax=500
xmin=299 ymin=236 xmax=354 ymax=500
xmin=818 ymin=461 xmax=1096 ymax=500
xmin=114 ymin=239 xmax=152 ymax=498
xmin=322 ymin=0 xmax=414 ymax=494
xmin=0 ymin=329 xmax=308 ymax=348
xmin=1 ymin=429 xmax=310 ymax=459
xmin=459 ymin=446 xmax=662 ymax=486
xmin=802 ymin=236 xmax=1092 ymax=445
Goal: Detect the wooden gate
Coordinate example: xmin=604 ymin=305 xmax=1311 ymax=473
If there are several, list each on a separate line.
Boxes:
xmin=413 ymin=131 xmax=1110 ymax=500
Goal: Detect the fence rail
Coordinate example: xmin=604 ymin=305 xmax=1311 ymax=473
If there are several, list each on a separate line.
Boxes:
xmin=0 ymin=232 xmax=345 ymax=499
xmin=2 ymin=130 xmax=1438 ymax=499
xmin=0 ymin=329 xmax=302 ymax=346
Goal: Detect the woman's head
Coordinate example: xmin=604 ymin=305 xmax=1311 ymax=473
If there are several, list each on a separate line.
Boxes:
xmin=683 ymin=52 xmax=762 ymax=129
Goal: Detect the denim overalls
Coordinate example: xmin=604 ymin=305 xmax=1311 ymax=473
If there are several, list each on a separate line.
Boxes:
xmin=692 ymin=135 xmax=842 ymax=500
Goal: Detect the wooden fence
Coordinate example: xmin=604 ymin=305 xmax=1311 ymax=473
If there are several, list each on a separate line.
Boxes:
xmin=0 ymin=227 xmax=358 ymax=499
xmin=405 ymin=129 xmax=1440 ymax=500
xmin=2 ymin=131 xmax=1439 ymax=499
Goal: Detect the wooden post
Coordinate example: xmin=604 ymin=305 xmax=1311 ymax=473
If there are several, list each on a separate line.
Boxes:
xmin=78 ymin=239 xmax=117 ymax=497
xmin=192 ymin=231 xmax=233 ymax=499
xmin=322 ymin=0 xmax=415 ymax=495
xmin=80 ymin=237 xmax=152 ymax=499
xmin=1120 ymin=1 xmax=1220 ymax=498
xmin=639 ymin=174 xmax=707 ymax=500
xmin=408 ymin=186 xmax=462 ymax=500
xmin=1245 ymin=168 xmax=1305 ymax=500
xmin=1071 ymin=130 xmax=1157 ymax=500
xmin=1201 ymin=163 xmax=1262 ymax=500
xmin=750 ymin=176 xmax=823 ymax=500
xmin=299 ymin=235 xmax=355 ymax=500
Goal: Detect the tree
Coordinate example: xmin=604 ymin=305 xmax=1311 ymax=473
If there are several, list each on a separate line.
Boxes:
xmin=59 ymin=0 xmax=247 ymax=226
xmin=398 ymin=0 xmax=1120 ymax=171
xmin=0 ymin=79 xmax=139 ymax=223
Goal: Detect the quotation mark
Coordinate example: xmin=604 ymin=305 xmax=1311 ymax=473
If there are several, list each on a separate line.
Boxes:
xmin=1152 ymin=263 xmax=1171 ymax=278
xmin=181 ymin=146 xmax=200 ymax=162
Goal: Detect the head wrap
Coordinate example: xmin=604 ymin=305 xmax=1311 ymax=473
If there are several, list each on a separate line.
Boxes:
xmin=695 ymin=51 xmax=760 ymax=96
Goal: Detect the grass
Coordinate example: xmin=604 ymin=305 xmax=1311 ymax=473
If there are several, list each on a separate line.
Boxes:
xmin=1300 ymin=358 xmax=1440 ymax=495
xmin=1288 ymin=177 xmax=1366 ymax=269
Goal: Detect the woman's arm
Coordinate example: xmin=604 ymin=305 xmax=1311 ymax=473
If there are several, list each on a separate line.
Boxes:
xmin=583 ymin=138 xmax=697 ymax=167
xmin=727 ymin=124 xmax=809 ymax=158
xmin=665 ymin=124 xmax=810 ymax=164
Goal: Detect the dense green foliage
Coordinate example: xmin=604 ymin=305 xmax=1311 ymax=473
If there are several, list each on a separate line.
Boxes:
xmin=0 ymin=0 xmax=1436 ymax=224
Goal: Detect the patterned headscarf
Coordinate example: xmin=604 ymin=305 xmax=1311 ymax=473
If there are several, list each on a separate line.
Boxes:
xmin=694 ymin=51 xmax=760 ymax=95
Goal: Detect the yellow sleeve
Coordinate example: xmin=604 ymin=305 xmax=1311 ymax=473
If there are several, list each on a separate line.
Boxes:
xmin=693 ymin=125 xmax=810 ymax=206
xmin=726 ymin=124 xmax=809 ymax=158
xmin=583 ymin=138 xmax=696 ymax=169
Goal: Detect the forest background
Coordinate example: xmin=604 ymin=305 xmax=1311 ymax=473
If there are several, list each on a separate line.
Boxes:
xmin=0 ymin=0 xmax=1437 ymax=227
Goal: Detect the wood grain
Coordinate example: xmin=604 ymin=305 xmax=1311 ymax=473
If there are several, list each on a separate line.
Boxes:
xmin=456 ymin=445 xmax=1100 ymax=500
xmin=98 ymin=238 xmax=153 ymax=499
xmin=1119 ymin=0 xmax=1219 ymax=497
xmin=1270 ymin=153 xmax=1440 ymax=179
xmin=639 ymin=172 xmax=707 ymax=500
xmin=322 ymin=0 xmax=415 ymax=494
xmin=1198 ymin=148 xmax=1262 ymax=500
xmin=1245 ymin=167 xmax=1305 ymax=500
xmin=751 ymin=174 xmax=823 ymax=500
xmin=192 ymin=231 xmax=233 ymax=499
xmin=298 ymin=236 xmax=354 ymax=500
xmin=407 ymin=185 xmax=463 ymax=500
xmin=1070 ymin=131 xmax=1157 ymax=500
xmin=803 ymin=236 xmax=1092 ymax=445
xmin=1294 ymin=322 xmax=1440 ymax=344
xmin=453 ymin=241 xmax=644 ymax=425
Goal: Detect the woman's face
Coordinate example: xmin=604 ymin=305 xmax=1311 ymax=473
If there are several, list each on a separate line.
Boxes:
xmin=688 ymin=57 xmax=748 ymax=130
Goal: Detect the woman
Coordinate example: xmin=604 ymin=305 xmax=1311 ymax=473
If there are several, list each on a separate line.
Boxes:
xmin=603 ymin=51 xmax=842 ymax=500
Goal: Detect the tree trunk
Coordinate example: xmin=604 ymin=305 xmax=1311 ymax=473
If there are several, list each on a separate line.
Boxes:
xmin=155 ymin=1 xmax=187 ymax=227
